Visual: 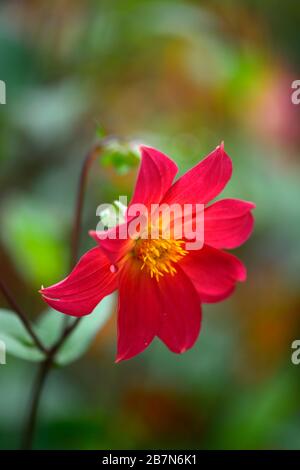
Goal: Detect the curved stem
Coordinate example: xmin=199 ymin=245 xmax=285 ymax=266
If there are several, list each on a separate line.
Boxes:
xmin=21 ymin=138 xmax=112 ymax=449
xmin=63 ymin=143 xmax=101 ymax=331
xmin=0 ymin=279 xmax=48 ymax=354
xmin=53 ymin=317 xmax=81 ymax=354
xmin=70 ymin=140 xmax=111 ymax=268
xmin=21 ymin=317 xmax=81 ymax=449
xmin=70 ymin=136 xmax=117 ymax=268
xmin=21 ymin=357 xmax=52 ymax=450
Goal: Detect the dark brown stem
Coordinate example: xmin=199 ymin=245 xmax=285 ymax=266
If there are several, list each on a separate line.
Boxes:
xmin=21 ymin=138 xmax=112 ymax=449
xmin=70 ymin=143 xmax=102 ymax=268
xmin=21 ymin=315 xmax=82 ymax=449
xmin=52 ymin=317 xmax=81 ymax=354
xmin=63 ymin=143 xmax=101 ymax=331
xmin=64 ymin=137 xmax=114 ymax=330
xmin=21 ymin=357 xmax=53 ymax=450
xmin=0 ymin=279 xmax=48 ymax=354
xmin=70 ymin=137 xmax=115 ymax=267
xmin=21 ymin=317 xmax=81 ymax=449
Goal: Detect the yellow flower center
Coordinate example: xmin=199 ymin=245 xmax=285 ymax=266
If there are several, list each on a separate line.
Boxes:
xmin=134 ymin=238 xmax=188 ymax=281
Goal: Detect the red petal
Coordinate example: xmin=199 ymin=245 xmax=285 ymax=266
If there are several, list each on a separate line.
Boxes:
xmin=116 ymin=262 xmax=202 ymax=361
xmin=116 ymin=263 xmax=160 ymax=362
xmin=129 ymin=145 xmax=178 ymax=208
xmin=40 ymin=247 xmax=117 ymax=316
xmin=204 ymin=198 xmax=255 ymax=249
xmin=180 ymin=245 xmax=246 ymax=303
xmin=157 ymin=268 xmax=202 ymax=353
xmin=162 ymin=143 xmax=232 ymax=206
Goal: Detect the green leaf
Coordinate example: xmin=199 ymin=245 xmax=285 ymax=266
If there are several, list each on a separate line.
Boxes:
xmin=100 ymin=141 xmax=140 ymax=174
xmin=0 ymin=293 xmax=114 ymax=365
xmin=0 ymin=309 xmax=44 ymax=362
xmin=95 ymin=121 xmax=106 ymax=139
xmin=36 ymin=293 xmax=115 ymax=366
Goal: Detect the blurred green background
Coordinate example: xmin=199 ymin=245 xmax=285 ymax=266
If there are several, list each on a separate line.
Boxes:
xmin=1 ymin=0 xmax=300 ymax=450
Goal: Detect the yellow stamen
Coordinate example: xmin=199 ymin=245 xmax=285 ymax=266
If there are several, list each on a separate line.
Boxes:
xmin=134 ymin=238 xmax=188 ymax=281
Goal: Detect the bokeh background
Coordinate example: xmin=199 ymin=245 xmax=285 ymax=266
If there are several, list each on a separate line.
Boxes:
xmin=1 ymin=0 xmax=300 ymax=450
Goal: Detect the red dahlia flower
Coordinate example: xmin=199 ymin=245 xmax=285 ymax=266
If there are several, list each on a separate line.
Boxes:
xmin=40 ymin=144 xmax=255 ymax=362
